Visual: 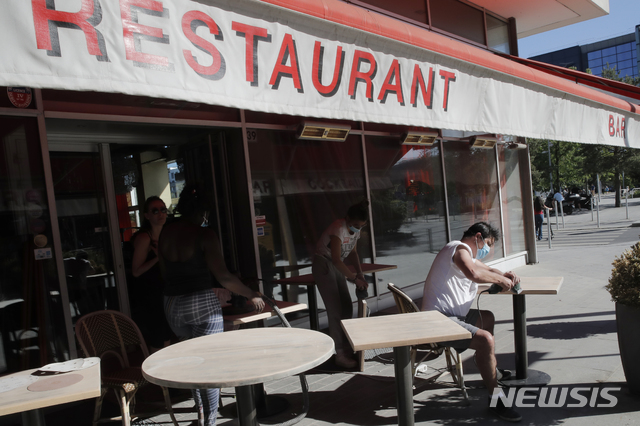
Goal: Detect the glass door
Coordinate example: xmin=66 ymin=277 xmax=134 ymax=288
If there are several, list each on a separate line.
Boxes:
xmin=49 ymin=149 xmax=120 ymax=323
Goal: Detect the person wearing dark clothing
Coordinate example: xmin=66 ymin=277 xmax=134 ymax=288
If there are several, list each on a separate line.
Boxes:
xmin=159 ymin=184 xmax=264 ymax=426
xmin=533 ymin=195 xmax=552 ymax=241
xmin=130 ymin=196 xmax=173 ymax=351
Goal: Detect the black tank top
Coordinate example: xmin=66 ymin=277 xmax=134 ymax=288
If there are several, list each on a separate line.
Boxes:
xmin=163 ymin=235 xmax=221 ymax=296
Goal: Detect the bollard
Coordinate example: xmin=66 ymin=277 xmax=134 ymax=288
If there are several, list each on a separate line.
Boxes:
xmin=554 ymin=200 xmax=559 ymax=230
xmin=591 ymin=197 xmax=594 ymax=221
xmin=559 ymin=200 xmax=565 ymax=228
xmin=626 ymin=190 xmax=629 ymax=220
xmin=428 ymin=227 xmax=433 ymax=252
xmin=546 ymin=207 xmax=552 ymax=248
xmin=596 ymin=196 xmax=600 ymax=228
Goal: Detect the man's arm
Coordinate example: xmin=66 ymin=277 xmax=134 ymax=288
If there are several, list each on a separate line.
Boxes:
xmin=453 ymin=247 xmax=514 ymax=290
xmin=330 ymin=236 xmax=368 ymax=289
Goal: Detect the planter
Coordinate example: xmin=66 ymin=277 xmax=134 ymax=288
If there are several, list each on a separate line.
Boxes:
xmin=616 ymin=302 xmax=640 ymax=394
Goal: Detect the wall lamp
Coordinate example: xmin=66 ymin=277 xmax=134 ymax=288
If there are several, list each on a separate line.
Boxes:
xmin=297 ymin=122 xmax=351 ymax=142
xmin=470 ymin=135 xmax=497 ymax=149
xmin=400 ymin=131 xmax=439 ymax=146
xmin=505 ymin=142 xmax=528 ymax=150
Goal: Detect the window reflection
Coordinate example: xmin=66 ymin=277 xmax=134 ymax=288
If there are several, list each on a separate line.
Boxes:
xmin=498 ymin=146 xmax=526 ymax=255
xmin=486 ymin=14 xmax=510 ymax=54
xmin=0 ymin=117 xmax=66 ymax=373
xmin=444 ymin=140 xmax=503 ymax=261
xmin=249 ymin=130 xmax=370 ymax=306
xmin=366 ymin=136 xmax=447 ymax=291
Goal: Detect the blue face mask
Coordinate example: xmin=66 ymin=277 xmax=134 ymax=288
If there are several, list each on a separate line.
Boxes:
xmin=349 ymin=225 xmax=361 ymax=233
xmin=475 ymin=237 xmax=491 ymax=260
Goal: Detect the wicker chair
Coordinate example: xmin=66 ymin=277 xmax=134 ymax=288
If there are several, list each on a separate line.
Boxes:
xmin=75 ymin=310 xmax=179 ymax=426
xmin=387 ymin=283 xmax=469 ymax=403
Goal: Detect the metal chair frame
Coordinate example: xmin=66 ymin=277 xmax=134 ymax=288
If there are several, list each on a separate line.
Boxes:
xmin=387 ymin=283 xmax=469 ymax=404
xmin=75 ymin=310 xmax=179 ymax=426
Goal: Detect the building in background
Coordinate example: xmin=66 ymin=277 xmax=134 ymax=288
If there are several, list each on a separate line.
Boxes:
xmin=530 ymin=25 xmax=640 ymax=78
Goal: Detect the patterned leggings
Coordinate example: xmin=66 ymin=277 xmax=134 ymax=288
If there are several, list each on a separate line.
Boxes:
xmin=165 ymin=289 xmax=223 ymax=426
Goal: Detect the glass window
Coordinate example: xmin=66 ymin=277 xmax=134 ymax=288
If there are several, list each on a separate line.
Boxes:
xmin=356 ymin=0 xmax=428 ymax=25
xmin=248 ymin=130 xmax=371 ymax=306
xmin=498 ymin=145 xmax=526 ymax=255
xmin=617 ymin=43 xmax=632 ymax=53
xmin=619 ymin=59 xmax=633 ymax=70
xmin=620 ymin=67 xmax=633 ymax=77
xmin=602 ymin=46 xmax=616 ymax=57
xmin=430 ymin=0 xmax=485 ymax=45
xmin=632 ymin=48 xmax=638 ymax=58
xmin=590 ymin=66 xmax=603 ymax=75
xmin=602 ymin=55 xmax=618 ymax=68
xmin=365 ymin=137 xmax=447 ymax=292
xmin=587 ymin=50 xmax=602 ymax=60
xmin=0 ymin=116 xmax=68 ymax=373
xmin=618 ymin=51 xmax=632 ymax=61
xmin=443 ymin=140 xmax=504 ymax=261
xmin=486 ymin=14 xmax=510 ymax=54
xmin=588 ymin=58 xmax=602 ymax=68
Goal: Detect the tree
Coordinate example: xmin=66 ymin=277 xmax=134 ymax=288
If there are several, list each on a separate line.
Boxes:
xmin=528 ymin=138 xmax=587 ymax=193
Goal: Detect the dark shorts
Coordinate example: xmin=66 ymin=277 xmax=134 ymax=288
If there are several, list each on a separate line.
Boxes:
xmin=437 ymin=309 xmax=480 ymax=351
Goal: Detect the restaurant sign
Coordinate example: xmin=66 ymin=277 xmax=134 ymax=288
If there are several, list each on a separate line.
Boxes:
xmin=0 ymin=0 xmax=637 ymax=146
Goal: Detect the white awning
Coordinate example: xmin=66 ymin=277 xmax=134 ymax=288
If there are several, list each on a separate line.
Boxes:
xmin=0 ymin=0 xmax=637 ymax=147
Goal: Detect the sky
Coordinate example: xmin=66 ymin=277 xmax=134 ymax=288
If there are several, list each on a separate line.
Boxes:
xmin=518 ymin=0 xmax=640 ymax=59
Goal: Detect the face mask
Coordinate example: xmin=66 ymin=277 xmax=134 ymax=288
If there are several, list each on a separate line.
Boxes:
xmin=475 ymin=237 xmax=491 ymax=260
xmin=349 ymin=225 xmax=361 ymax=233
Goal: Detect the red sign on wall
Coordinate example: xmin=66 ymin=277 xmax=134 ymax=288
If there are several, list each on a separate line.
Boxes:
xmin=7 ymin=87 xmax=32 ymax=108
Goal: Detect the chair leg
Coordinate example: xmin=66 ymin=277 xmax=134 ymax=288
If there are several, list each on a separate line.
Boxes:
xmin=161 ymin=386 xmax=180 ymax=426
xmin=446 ymin=349 xmax=469 ymax=405
xmin=93 ymin=388 xmax=107 ymax=426
xmin=115 ymin=388 xmax=131 ymax=426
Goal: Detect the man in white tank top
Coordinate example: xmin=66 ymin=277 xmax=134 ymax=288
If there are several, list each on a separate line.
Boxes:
xmin=422 ymin=222 xmax=522 ymax=422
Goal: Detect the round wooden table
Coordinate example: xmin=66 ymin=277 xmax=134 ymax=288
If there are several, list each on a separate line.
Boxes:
xmin=142 ymin=327 xmax=334 ymax=426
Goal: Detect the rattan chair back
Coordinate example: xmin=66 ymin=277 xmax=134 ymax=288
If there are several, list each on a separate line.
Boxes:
xmin=76 ymin=310 xmax=148 ymax=367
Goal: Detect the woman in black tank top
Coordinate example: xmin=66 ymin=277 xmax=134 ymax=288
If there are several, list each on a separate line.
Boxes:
xmin=158 ymin=184 xmax=264 ymax=426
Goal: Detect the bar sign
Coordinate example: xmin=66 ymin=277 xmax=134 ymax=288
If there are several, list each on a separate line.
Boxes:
xmin=255 ymin=215 xmax=266 ymax=227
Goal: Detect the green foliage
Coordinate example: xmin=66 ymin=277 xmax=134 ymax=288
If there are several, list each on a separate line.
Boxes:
xmin=607 ymin=242 xmax=640 ymax=307
xmin=371 ymin=187 xmax=407 ymax=234
xmin=601 ymin=65 xmax=640 ymax=86
xmin=528 ymin=138 xmax=589 ymax=191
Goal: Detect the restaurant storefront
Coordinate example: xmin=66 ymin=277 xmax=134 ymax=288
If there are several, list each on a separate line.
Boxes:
xmin=1 ymin=0 xmax=638 ymax=374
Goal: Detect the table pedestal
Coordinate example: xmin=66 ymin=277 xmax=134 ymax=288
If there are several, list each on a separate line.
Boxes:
xmin=393 ymin=346 xmax=414 ymax=426
xmin=236 ymin=385 xmax=257 ymax=426
xmin=222 ymin=385 xmax=290 ymax=420
xmin=22 ymin=409 xmax=45 ymax=426
xmin=308 ymin=288 xmax=319 ymax=331
xmin=501 ymin=294 xmax=551 ymax=387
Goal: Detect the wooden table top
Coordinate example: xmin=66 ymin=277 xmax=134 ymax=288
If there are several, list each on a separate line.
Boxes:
xmin=223 ymin=301 xmax=307 ymax=325
xmin=271 ymin=263 xmax=397 ymax=285
xmin=142 ymin=328 xmax=334 ymax=389
xmin=477 ymin=276 xmax=563 ymax=295
xmin=0 ymin=362 xmax=101 ymax=416
xmin=341 ymin=311 xmax=471 ymax=351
